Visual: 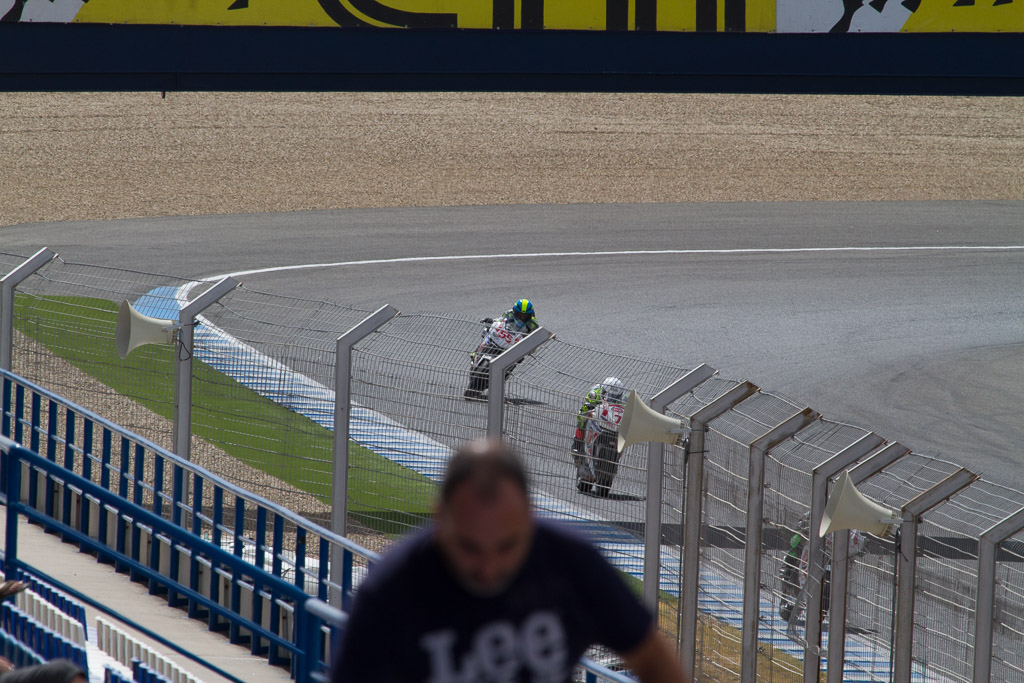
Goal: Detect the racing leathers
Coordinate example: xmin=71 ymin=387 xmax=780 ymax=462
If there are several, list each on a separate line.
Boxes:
xmin=571 ymin=385 xmax=606 ymax=455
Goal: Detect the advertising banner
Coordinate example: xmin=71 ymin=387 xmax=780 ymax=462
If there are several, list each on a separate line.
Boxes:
xmin=1 ymin=0 xmax=1019 ymax=32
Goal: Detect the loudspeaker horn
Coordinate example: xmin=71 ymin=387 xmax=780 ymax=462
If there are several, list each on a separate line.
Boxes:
xmin=617 ymin=390 xmax=689 ymax=454
xmin=819 ymin=470 xmax=901 ymax=538
xmin=115 ymin=299 xmax=179 ymax=359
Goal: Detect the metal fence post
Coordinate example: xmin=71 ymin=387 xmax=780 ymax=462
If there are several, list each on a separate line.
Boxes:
xmin=893 ymin=468 xmax=978 ymax=683
xmin=973 ymin=506 xmax=1024 ymax=683
xmin=641 ymin=364 xmax=716 ymax=610
xmin=173 ymin=277 xmax=239 ymax=460
xmin=825 ymin=442 xmax=909 ymax=683
xmin=740 ymin=407 xmax=817 ymax=683
xmin=679 ymin=381 xmax=757 ymax=677
xmin=486 ymin=327 xmax=551 ymax=438
xmin=800 ymin=432 xmax=884 ymax=683
xmin=330 ymin=305 xmax=398 ymax=607
xmin=1 ymin=435 xmax=23 ymax=568
xmin=0 ymin=248 xmax=56 ymax=372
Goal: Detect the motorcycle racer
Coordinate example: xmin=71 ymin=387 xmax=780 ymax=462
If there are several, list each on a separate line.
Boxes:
xmin=464 ymin=299 xmax=538 ymax=401
xmin=482 ymin=298 xmax=538 ymax=334
xmin=571 ymin=377 xmax=626 ymax=455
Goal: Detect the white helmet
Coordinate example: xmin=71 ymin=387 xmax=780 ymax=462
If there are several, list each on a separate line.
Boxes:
xmin=601 ymin=377 xmax=625 ymax=402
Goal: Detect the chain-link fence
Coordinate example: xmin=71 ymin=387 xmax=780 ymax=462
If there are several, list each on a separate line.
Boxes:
xmin=4 ymin=250 xmax=1024 ymax=683
xmin=847 ymin=454 xmax=966 ymax=681
xmin=349 ymin=312 xmax=489 ymax=535
xmin=1 ymin=252 xmax=28 ymax=276
xmin=993 ymin=526 xmax=1024 ymax=683
xmin=193 ymin=285 xmax=374 ymax=525
xmin=761 ymin=419 xmax=876 ymax=681
xmin=8 ymin=258 xmax=192 ymax=449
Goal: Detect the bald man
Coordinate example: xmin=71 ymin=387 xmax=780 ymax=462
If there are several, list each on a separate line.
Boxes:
xmin=333 ymin=439 xmax=690 ymax=683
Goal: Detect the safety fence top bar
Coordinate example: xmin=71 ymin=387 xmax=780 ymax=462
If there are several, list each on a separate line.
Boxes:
xmin=903 ymin=467 xmax=980 ymax=518
xmin=0 ymin=248 xmax=56 ymax=287
xmin=0 ymin=367 xmax=379 ymax=562
xmin=981 ymin=505 xmax=1024 ymax=545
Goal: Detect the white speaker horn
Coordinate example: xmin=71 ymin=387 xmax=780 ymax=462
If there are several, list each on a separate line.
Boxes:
xmin=617 ymin=389 xmax=689 ymax=454
xmin=819 ymin=471 xmax=901 ymax=538
xmin=115 ymin=299 xmax=179 ymax=359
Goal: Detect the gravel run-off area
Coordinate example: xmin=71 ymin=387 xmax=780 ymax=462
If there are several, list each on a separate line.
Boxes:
xmin=1 ymin=92 xmax=1022 ymax=228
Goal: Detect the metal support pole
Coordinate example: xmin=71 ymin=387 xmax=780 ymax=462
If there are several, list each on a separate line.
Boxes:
xmin=801 ymin=432 xmax=884 ymax=683
xmin=679 ymin=381 xmax=757 ymax=678
xmin=740 ymin=407 xmax=817 ymax=683
xmin=2 ymin=436 xmax=21 ymax=565
xmin=172 ymin=277 xmax=239 ymax=460
xmin=485 ymin=327 xmax=551 ymax=438
xmin=0 ymin=248 xmax=56 ymax=371
xmin=642 ymin=364 xmax=716 ymax=610
xmin=893 ymin=468 xmax=978 ymax=683
xmin=973 ymin=506 xmax=1024 ymax=683
xmin=826 ymin=442 xmax=910 ymax=683
xmin=330 ymin=305 xmax=398 ymax=607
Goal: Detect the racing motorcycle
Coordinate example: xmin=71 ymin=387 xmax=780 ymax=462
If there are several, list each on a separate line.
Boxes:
xmin=573 ymin=398 xmax=625 ymax=497
xmin=778 ymin=521 xmax=863 ymax=627
xmin=464 ymin=317 xmax=527 ymax=401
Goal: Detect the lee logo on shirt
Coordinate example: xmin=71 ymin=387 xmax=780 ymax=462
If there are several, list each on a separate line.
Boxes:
xmin=420 ymin=611 xmax=567 ymax=682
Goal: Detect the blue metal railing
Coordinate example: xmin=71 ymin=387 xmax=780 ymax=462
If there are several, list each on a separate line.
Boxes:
xmin=1 ymin=434 xmax=341 ymax=681
xmin=0 ymin=368 xmax=379 ymax=606
xmin=0 ymin=368 xmax=382 ymax=679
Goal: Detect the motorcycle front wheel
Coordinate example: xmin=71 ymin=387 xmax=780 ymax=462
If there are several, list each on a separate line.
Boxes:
xmin=593 ymin=443 xmax=618 ymax=498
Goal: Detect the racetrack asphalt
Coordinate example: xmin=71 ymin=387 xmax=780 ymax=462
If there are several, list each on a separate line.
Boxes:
xmin=4 ymin=199 xmax=1023 ymax=491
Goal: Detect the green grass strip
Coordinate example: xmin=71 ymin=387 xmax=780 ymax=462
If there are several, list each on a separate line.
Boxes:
xmin=13 ymin=294 xmax=435 ymax=534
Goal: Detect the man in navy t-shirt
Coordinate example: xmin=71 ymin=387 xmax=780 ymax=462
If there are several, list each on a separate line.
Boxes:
xmin=332 ymin=439 xmax=690 ymax=683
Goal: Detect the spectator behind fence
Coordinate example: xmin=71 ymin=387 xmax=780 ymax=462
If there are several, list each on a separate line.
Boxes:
xmin=332 ymin=438 xmax=691 ymax=683
xmin=0 ymin=659 xmax=86 ymax=683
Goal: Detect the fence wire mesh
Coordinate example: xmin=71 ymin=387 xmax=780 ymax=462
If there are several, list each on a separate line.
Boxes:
xmin=190 ymin=285 xmax=374 ymax=525
xmin=1 ymin=251 xmax=29 ymax=278
xmin=761 ymin=419 xmax=875 ymax=681
xmin=349 ymin=312 xmax=490 ymax=535
xmin=994 ymin=525 xmax=1024 ymax=683
xmin=7 ymin=253 xmax=1024 ymax=683
xmin=913 ymin=481 xmax=1024 ymax=683
xmin=502 ymin=335 xmax=697 ymax=652
xmin=10 ymin=258 xmax=194 ymax=450
xmin=697 ymin=427 xmax=748 ymax=682
xmin=845 ymin=454 xmax=964 ymax=681
xmin=692 ymin=391 xmax=806 ymax=682
xmin=656 ymin=378 xmax=749 ymax=645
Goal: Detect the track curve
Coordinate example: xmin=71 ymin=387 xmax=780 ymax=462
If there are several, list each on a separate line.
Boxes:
xmin=4 ymin=200 xmax=1023 ymax=486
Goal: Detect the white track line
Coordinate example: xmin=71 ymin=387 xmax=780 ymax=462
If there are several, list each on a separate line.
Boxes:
xmin=200 ymin=245 xmax=1024 ymax=281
